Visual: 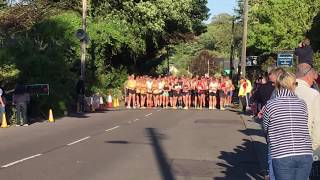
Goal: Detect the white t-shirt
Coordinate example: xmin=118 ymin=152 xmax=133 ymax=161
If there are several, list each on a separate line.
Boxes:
xmin=209 ymin=82 xmax=218 ymax=92
xmin=147 ymin=81 xmax=153 ymax=91
xmin=158 ymin=81 xmax=164 ymax=90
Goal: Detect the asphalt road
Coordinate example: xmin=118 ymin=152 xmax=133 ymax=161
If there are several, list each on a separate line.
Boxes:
xmin=0 ymin=109 xmax=264 ymax=180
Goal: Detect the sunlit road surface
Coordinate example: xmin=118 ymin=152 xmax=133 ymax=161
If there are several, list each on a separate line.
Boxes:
xmin=0 ymin=109 xmax=264 ymax=180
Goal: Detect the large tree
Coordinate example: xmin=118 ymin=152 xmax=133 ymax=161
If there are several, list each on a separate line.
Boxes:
xmin=248 ymin=0 xmax=320 ymax=53
xmin=0 ymin=0 xmax=210 ymax=116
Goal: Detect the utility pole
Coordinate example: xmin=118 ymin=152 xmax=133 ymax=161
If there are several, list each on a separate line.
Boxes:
xmin=207 ymin=60 xmax=210 ymax=77
xmin=229 ymin=17 xmax=235 ymax=79
xmin=80 ymin=0 xmax=87 ymax=79
xmin=167 ymin=56 xmax=170 ymax=75
xmin=241 ymin=0 xmax=249 ymax=76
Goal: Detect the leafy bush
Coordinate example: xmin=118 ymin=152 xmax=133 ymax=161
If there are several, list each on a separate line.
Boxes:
xmin=313 ymin=52 xmax=320 ymax=72
xmin=0 ymin=12 xmax=81 ymax=117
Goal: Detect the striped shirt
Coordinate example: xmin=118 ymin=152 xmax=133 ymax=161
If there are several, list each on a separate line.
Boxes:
xmin=263 ymin=89 xmax=313 ymax=159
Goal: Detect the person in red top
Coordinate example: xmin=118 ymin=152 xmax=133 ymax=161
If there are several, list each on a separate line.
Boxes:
xmin=182 ymin=78 xmax=191 ymax=109
xmin=219 ymin=77 xmax=227 ymax=110
xmin=191 ymin=77 xmax=198 ymax=108
xmin=197 ymin=77 xmax=206 ymax=109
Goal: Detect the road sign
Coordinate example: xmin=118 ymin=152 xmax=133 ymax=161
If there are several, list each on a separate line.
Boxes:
xmin=246 ymin=56 xmax=258 ymax=66
xmin=26 ymin=84 xmax=49 ymax=95
xmin=277 ymin=53 xmax=293 ymax=67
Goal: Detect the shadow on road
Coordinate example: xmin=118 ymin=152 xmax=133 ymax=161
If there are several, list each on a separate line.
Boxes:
xmin=146 ymin=128 xmax=176 ymax=180
xmin=214 ymin=138 xmax=265 ymax=180
xmin=105 ymin=140 xmax=130 ymax=144
xmin=239 ymin=128 xmax=265 ymax=138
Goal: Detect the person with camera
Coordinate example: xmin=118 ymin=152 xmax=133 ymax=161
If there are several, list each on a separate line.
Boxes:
xmin=0 ymin=85 xmax=5 ymax=125
xmin=13 ymin=83 xmax=30 ymax=126
xmin=294 ymin=37 xmax=314 ymax=66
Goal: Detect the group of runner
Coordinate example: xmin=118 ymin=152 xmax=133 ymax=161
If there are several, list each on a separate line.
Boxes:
xmin=125 ymin=75 xmax=235 ymax=110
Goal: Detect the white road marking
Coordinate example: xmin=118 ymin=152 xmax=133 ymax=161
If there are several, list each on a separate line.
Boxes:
xmin=67 ymin=136 xmax=90 ymax=146
xmin=105 ymin=126 xmax=120 ymax=132
xmin=157 ymin=109 xmax=161 ymax=112
xmin=1 ymin=154 xmax=43 ymax=168
xmin=145 ymin=113 xmax=153 ymax=117
xmin=134 ymin=118 xmax=139 ymax=122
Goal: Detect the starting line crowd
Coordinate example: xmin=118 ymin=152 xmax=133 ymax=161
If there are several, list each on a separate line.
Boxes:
xmin=124 ymin=75 xmax=238 ymax=110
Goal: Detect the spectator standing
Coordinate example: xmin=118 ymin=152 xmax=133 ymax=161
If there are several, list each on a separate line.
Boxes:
xmin=256 ymin=68 xmax=285 ymax=180
xmin=0 ymin=85 xmax=5 ymax=124
xmin=263 ymin=72 xmax=313 ymax=180
xmin=245 ymin=78 xmax=252 ymax=110
xmin=76 ymin=78 xmax=85 ymax=113
xmin=254 ymin=68 xmax=285 ymax=113
xmin=13 ymin=83 xmax=30 ymax=126
xmin=238 ymin=77 xmax=247 ymax=113
xmin=295 ymin=63 xmax=320 ymax=160
xmin=251 ymin=76 xmax=265 ymax=115
xmin=294 ymin=37 xmax=313 ymax=66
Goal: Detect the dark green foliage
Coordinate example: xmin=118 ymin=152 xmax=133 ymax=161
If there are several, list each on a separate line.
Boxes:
xmin=308 ymin=12 xmax=320 ymax=72
xmin=0 ymin=12 xmax=81 ymax=117
xmin=308 ymin=12 xmax=320 ymax=52
xmin=0 ymin=0 xmax=209 ymax=117
xmin=161 ymin=13 xmax=242 ymax=75
xmin=247 ymin=0 xmax=320 ymax=53
xmin=190 ymin=50 xmax=220 ymax=76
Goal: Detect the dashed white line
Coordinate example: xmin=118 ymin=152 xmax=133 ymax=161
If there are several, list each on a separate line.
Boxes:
xmin=105 ymin=126 xmax=120 ymax=132
xmin=134 ymin=118 xmax=139 ymax=122
xmin=1 ymin=154 xmax=43 ymax=168
xmin=67 ymin=136 xmax=90 ymax=146
xmin=145 ymin=113 xmax=153 ymax=117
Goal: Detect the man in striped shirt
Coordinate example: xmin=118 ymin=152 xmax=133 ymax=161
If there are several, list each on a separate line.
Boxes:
xmin=263 ymin=72 xmax=313 ymax=180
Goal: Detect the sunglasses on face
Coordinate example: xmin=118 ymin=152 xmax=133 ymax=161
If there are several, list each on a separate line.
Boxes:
xmin=303 ymin=67 xmax=313 ymax=76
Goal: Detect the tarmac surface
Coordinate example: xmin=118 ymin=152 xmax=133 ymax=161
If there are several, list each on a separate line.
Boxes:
xmin=0 ymin=108 xmax=267 ymax=180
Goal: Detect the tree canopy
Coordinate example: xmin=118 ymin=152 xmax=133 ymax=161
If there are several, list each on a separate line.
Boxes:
xmin=0 ymin=0 xmax=209 ymax=116
xmin=248 ymin=0 xmax=320 ymax=53
xmin=155 ymin=13 xmax=243 ymax=76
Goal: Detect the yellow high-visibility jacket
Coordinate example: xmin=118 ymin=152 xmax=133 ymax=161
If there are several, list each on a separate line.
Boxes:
xmin=246 ymin=79 xmax=252 ymax=94
xmin=238 ymin=81 xmax=247 ymax=97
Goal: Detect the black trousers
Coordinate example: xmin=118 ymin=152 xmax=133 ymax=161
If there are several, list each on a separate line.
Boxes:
xmin=239 ymin=96 xmax=247 ymax=112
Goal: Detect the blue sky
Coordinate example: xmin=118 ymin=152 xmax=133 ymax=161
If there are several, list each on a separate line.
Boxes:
xmin=206 ymin=0 xmax=237 ymax=23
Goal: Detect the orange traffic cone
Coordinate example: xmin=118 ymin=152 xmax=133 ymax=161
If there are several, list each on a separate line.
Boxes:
xmin=107 ymin=94 xmax=113 ymax=108
xmin=1 ymin=112 xmax=8 ymax=128
xmin=48 ymin=109 xmax=54 ymax=123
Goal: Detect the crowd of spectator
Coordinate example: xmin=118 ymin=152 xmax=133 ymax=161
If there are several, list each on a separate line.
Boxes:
xmin=250 ymin=37 xmax=319 ymax=180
